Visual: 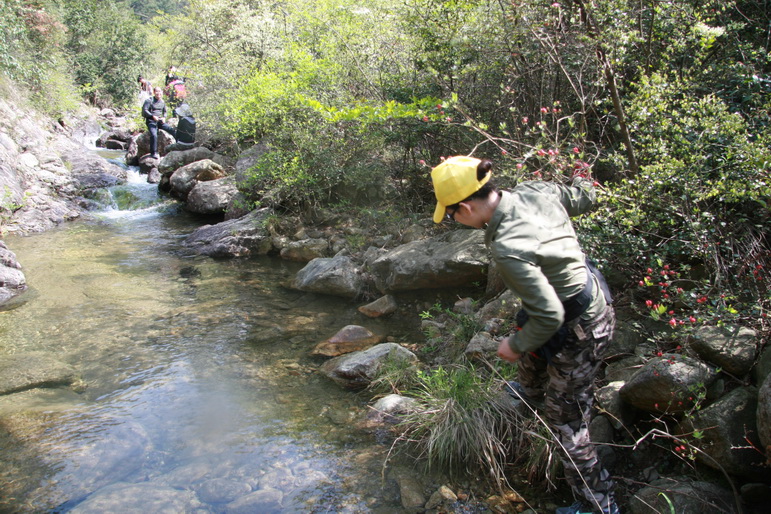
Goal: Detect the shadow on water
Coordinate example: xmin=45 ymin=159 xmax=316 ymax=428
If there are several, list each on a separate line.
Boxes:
xmin=0 ymin=158 xmax=424 ymax=512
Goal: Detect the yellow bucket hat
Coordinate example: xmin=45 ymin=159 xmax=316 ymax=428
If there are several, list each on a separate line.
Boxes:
xmin=431 ymin=155 xmax=489 ymax=223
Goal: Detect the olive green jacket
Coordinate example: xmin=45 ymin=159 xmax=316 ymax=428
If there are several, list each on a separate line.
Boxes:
xmin=484 ymin=177 xmax=607 ymax=354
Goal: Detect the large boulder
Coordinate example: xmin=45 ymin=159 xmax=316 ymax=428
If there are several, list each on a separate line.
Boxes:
xmin=290 ymin=254 xmax=364 ymax=298
xmin=628 ymin=478 xmax=735 ymax=514
xmin=158 ymin=146 xmax=215 ymax=175
xmin=686 ymin=324 xmax=758 ymax=377
xmin=169 ymin=159 xmax=225 ymax=200
xmin=185 ymin=175 xmax=238 ymax=215
xmin=619 ymin=354 xmax=718 ymax=414
xmin=125 ymin=130 xmax=175 ymax=165
xmin=183 ymin=208 xmax=274 ymax=257
xmin=369 ymin=229 xmax=489 ymax=293
xmin=234 ymin=142 xmax=271 ymax=188
xmin=678 ymin=386 xmax=769 ymax=479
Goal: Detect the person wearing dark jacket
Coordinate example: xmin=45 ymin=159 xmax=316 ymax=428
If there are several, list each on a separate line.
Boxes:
xmin=141 ymin=87 xmax=176 ymax=159
xmin=431 ymin=156 xmax=619 ymax=514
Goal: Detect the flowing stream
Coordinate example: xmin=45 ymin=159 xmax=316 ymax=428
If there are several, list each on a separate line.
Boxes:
xmin=0 ymin=152 xmax=425 ymax=513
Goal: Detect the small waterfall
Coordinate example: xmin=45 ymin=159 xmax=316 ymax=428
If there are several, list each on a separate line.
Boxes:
xmin=92 ymin=150 xmax=176 ymax=219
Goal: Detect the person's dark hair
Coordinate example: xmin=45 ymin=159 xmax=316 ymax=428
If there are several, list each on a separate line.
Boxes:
xmin=446 ymin=159 xmax=497 ymax=210
xmin=137 ymin=75 xmax=144 ymax=82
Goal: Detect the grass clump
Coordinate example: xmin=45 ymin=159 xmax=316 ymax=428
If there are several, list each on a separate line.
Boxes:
xmin=392 ymin=365 xmax=526 ymax=486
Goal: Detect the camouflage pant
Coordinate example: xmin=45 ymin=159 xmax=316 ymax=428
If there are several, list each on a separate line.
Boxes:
xmin=517 ymin=304 xmax=616 ymax=511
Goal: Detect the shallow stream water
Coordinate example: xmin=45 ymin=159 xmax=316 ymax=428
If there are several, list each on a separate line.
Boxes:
xmin=0 ymin=154 xmax=425 ymax=512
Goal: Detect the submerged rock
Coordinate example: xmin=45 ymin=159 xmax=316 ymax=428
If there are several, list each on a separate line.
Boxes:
xmin=0 ymin=352 xmax=79 ymax=395
xmin=312 ymin=325 xmax=384 ymax=357
xmin=69 ymin=482 xmax=197 ymax=513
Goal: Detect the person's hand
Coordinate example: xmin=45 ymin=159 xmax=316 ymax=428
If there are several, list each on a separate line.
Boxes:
xmin=497 ymin=337 xmax=523 ymax=363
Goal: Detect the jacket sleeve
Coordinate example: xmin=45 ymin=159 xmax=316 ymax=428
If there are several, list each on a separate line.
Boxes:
xmin=497 ymin=256 xmax=565 ymax=354
xmin=556 ymin=177 xmax=596 ymax=217
xmin=141 ymin=99 xmax=153 ymax=120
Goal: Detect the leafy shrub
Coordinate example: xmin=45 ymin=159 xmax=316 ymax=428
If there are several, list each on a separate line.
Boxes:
xmin=585 ymin=72 xmax=770 ymax=325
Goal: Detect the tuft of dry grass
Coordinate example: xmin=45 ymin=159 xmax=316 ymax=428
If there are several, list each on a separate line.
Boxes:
xmin=389 ymin=364 xmax=561 ymax=490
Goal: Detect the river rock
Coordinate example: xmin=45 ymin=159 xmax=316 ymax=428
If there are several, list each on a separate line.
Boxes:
xmin=754 ymin=345 xmax=771 ymax=389
xmin=279 ymin=238 xmax=328 ymax=262
xmin=369 ymin=229 xmax=489 ymax=293
xmin=367 ymin=394 xmax=420 ymax=424
xmin=476 ymin=289 xmax=520 ymax=321
xmin=183 ymin=208 xmax=274 ymax=257
xmin=604 ymin=356 xmax=644 ymax=383
xmin=608 ymin=319 xmax=648 ymax=360
xmin=320 ymin=343 xmax=418 ymax=388
xmin=224 ymin=487 xmax=283 ymax=514
xmin=686 ymin=324 xmax=757 ymax=377
xmin=137 ymin=153 xmax=159 ymax=174
xmin=464 ymin=332 xmax=498 ymax=361
xmin=165 ymin=141 xmax=195 ymax=153
xmin=628 ymin=478 xmax=735 ymax=514
xmin=425 ymin=485 xmax=458 ymax=510
xmin=234 ymin=142 xmax=271 ymax=188
xmin=596 ymin=381 xmax=636 ymax=429
xmin=169 ymin=159 xmax=225 ymax=200
xmin=225 ymin=191 xmax=252 ymax=220
xmin=0 ymin=242 xmax=27 ymax=305
xmin=157 ymin=146 xmax=215 ymax=175
xmin=358 ymin=295 xmax=398 ymax=318
xmin=126 ymin=129 xmax=177 ymax=165
xmin=290 ymin=254 xmax=364 ymax=298
xmin=312 ymin=325 xmax=384 ymax=357
xmin=194 ymin=478 xmax=252 ymax=504
xmin=619 ymin=354 xmax=718 ymax=414
xmin=390 ymin=466 xmax=425 ymax=510
xmin=96 ymin=129 xmax=132 ymax=149
xmin=126 ymin=130 xmax=175 ymax=165
xmin=69 ymin=482 xmax=197 ymax=513
xmin=0 ymin=352 xmax=79 ymax=395
xmin=186 ymin=176 xmax=238 ymax=215
xmin=678 ymin=386 xmax=769 ymax=479
xmin=53 ymin=418 xmax=151 ymax=496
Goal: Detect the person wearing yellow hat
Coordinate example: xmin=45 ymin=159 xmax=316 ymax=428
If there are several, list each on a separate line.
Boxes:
xmin=431 ymin=156 xmax=619 ymax=514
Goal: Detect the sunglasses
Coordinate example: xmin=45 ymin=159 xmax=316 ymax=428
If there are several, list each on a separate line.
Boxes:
xmin=446 ymin=206 xmax=459 ymax=222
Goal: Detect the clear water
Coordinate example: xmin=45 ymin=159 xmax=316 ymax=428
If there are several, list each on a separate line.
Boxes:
xmin=0 ymin=155 xmax=424 ymax=512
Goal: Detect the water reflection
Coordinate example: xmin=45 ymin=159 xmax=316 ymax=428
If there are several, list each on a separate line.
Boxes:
xmin=0 ymin=167 xmax=420 ymax=512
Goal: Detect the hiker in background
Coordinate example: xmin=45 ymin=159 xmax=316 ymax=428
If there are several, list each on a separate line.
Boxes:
xmin=165 ymin=66 xmax=179 ymax=85
xmin=173 ymin=101 xmax=196 ymax=146
xmin=164 ymin=65 xmax=186 ymax=107
xmin=137 ymin=75 xmax=153 ymax=102
xmin=141 ymin=86 xmax=176 ymax=159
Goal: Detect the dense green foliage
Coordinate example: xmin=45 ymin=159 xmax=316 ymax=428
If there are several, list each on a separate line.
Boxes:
xmin=0 ymin=0 xmax=185 ymax=110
